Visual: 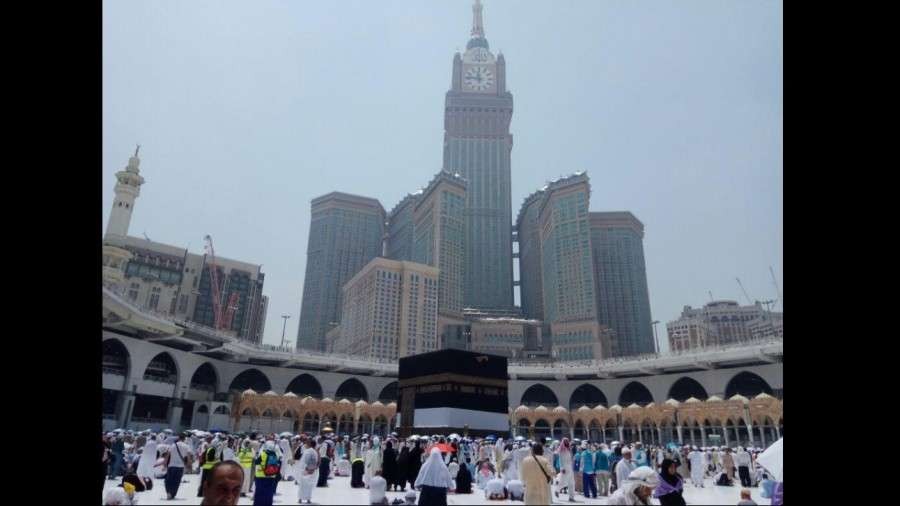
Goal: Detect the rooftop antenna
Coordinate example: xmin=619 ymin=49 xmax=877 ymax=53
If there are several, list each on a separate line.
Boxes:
xmin=143 ymin=231 xmax=151 ymax=241
xmin=708 ymin=290 xmax=714 ymax=302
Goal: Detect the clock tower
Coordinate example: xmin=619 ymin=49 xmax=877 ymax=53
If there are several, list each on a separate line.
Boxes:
xmin=443 ymin=0 xmax=514 ymax=310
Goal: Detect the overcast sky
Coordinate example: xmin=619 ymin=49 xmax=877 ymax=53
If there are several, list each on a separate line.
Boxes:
xmin=103 ymin=0 xmax=783 ymax=351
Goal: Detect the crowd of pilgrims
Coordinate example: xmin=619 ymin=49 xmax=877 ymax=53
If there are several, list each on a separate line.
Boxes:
xmin=102 ymin=428 xmax=782 ymax=506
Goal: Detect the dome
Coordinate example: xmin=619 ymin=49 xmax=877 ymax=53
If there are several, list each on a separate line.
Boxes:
xmin=684 ymin=397 xmax=701 ymax=403
xmin=321 ymin=397 xmax=334 ymax=403
xmin=338 ymin=399 xmax=352 ymax=404
xmin=372 ymin=401 xmax=384 ymax=407
xmin=754 ymin=393 xmax=775 ymax=400
xmin=644 ymin=402 xmax=656 ymax=409
xmin=593 ymin=405 xmax=607 ymax=411
xmin=515 ymin=405 xmax=531 ymax=413
xmin=577 ymin=405 xmax=591 ymax=412
xmin=283 ymin=392 xmax=298 ymax=397
xmin=707 ymin=395 xmax=723 ymax=402
xmin=466 ymin=37 xmax=490 ymax=50
xmin=728 ymin=394 xmax=750 ymax=404
xmin=552 ymin=406 xmax=568 ymax=413
xmin=609 ymin=404 xmax=622 ymax=412
xmin=626 ymin=403 xmax=641 ymax=409
xmin=665 ymin=399 xmax=680 ymax=407
xmin=535 ymin=405 xmax=549 ymax=412
xmin=242 ymin=389 xmax=257 ymax=396
xmin=386 ymin=402 xmax=396 ymax=408
xmin=263 ymin=390 xmax=278 ymax=396
xmin=355 ymin=400 xmax=368 ymax=406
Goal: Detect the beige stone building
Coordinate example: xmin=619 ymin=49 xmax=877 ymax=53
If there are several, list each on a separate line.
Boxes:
xmin=667 ymin=300 xmax=783 ymax=352
xmin=333 ymin=258 xmax=439 ymax=361
xmin=469 ymin=317 xmax=542 ymax=358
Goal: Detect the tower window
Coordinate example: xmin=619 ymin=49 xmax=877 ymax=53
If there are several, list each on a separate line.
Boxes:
xmin=118 ymin=202 xmax=122 ymax=207
xmin=125 ymin=203 xmax=129 ymax=208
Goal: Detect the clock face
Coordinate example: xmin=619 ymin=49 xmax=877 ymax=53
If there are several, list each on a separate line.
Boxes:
xmin=464 ymin=65 xmax=495 ymax=92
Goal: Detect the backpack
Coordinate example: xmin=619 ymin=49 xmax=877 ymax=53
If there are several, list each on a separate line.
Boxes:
xmin=262 ymin=450 xmax=281 ymax=477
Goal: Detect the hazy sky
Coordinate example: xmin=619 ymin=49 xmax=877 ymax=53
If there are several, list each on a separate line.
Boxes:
xmin=103 ymin=0 xmax=783 ymax=351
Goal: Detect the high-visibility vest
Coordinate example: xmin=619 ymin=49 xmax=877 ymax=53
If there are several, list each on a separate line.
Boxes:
xmin=254 ymin=450 xmax=277 ymax=479
xmin=238 ymin=449 xmax=254 ymax=468
xmin=202 ymin=446 xmax=219 ymax=470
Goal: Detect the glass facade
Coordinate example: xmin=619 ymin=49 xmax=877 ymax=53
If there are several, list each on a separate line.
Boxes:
xmin=297 ymin=196 xmax=385 ymax=351
xmin=386 ymin=195 xmax=418 ymax=261
xmin=516 ymin=192 xmax=545 ymax=320
xmin=590 ymin=215 xmax=654 ymax=357
xmin=540 ymin=182 xmax=596 ymax=324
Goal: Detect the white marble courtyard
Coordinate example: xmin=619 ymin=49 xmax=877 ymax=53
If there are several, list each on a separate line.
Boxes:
xmin=103 ymin=472 xmax=769 ymax=505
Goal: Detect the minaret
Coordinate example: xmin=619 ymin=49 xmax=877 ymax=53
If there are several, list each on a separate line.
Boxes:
xmin=105 ymin=145 xmax=145 ymax=239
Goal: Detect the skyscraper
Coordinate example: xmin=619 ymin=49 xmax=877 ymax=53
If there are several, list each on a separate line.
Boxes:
xmin=412 ymin=170 xmax=467 ymax=317
xmin=515 ymin=189 xmax=546 ymax=321
xmin=297 ymin=192 xmax=385 ymax=351
xmin=333 ymin=257 xmax=439 ymax=361
xmin=537 ymin=173 xmax=605 ymax=361
xmin=589 ymin=212 xmax=654 ymax=357
xmin=443 ymin=0 xmax=514 ymax=310
xmin=386 ymin=193 xmax=420 ymax=262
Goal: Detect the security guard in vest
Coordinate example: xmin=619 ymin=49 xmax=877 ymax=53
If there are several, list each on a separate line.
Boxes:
xmin=237 ymin=440 xmax=255 ymax=497
xmin=197 ymin=434 xmax=222 ymax=497
xmin=253 ymin=439 xmax=280 ymax=506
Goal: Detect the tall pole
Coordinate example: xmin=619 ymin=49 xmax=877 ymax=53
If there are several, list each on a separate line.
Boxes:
xmin=280 ymin=314 xmax=291 ymax=348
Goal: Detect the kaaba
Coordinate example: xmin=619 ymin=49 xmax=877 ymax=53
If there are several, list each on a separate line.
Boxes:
xmin=397 ymin=349 xmax=508 ymax=437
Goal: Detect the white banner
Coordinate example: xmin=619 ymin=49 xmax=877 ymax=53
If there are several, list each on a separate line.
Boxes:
xmin=413 ymin=407 xmax=509 ymax=431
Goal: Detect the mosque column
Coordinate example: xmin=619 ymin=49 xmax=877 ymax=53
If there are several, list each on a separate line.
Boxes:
xmin=657 ymin=425 xmax=663 ymax=445
xmin=618 ymin=425 xmax=624 ymax=442
xmin=117 ymin=386 xmax=137 ymax=429
xmin=700 ymin=427 xmax=707 ymax=447
xmin=167 ymin=398 xmax=184 ymax=431
xmin=774 ymin=424 xmax=781 ymax=440
xmin=722 ymin=425 xmax=729 ymax=446
xmin=353 ymin=417 xmax=359 ymax=435
xmin=757 ymin=426 xmax=765 ymax=448
xmin=746 ymin=422 xmax=755 ymax=447
xmin=676 ymin=425 xmax=683 ymax=445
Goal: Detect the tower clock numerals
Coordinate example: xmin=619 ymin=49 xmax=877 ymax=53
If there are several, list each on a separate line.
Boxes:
xmin=464 ymin=66 xmax=494 ymax=92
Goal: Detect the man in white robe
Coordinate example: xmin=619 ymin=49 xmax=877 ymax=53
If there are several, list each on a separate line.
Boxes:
xmin=688 ymin=446 xmax=706 ymax=487
xmin=278 ymin=436 xmax=294 ymax=481
xmin=136 ymin=434 xmax=158 ymax=482
xmin=296 ymin=439 xmax=319 ymax=504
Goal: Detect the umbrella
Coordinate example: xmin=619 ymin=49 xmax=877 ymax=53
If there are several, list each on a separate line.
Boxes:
xmin=279 ymin=431 xmax=293 ymax=438
xmin=514 ymin=436 xmax=525 ymax=442
xmin=434 ymin=443 xmax=455 ymax=453
xmin=756 ymin=438 xmax=783 ymax=481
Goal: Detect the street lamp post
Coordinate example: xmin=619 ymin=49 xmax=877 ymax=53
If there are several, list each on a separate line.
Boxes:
xmin=280 ymin=314 xmax=291 ymax=348
xmin=652 ymin=320 xmax=661 ymax=354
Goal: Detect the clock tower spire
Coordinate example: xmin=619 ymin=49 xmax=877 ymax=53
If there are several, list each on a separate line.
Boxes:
xmin=471 ymin=0 xmax=485 ymax=39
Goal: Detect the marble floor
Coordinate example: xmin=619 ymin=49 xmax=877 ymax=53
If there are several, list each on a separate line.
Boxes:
xmin=103 ymin=472 xmax=770 ymax=505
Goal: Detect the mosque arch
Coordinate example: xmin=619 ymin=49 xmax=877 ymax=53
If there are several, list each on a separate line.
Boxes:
xmin=214 ymin=405 xmax=230 ymax=415
xmin=521 ymin=384 xmax=559 ymax=407
xmin=725 ymin=372 xmax=774 ymax=398
xmin=335 ymin=378 xmax=368 ymax=402
xmin=143 ymin=352 xmax=179 ymax=384
xmin=189 ymin=362 xmax=219 ymax=392
xmin=618 ymin=381 xmax=653 ymax=406
xmin=286 ymin=374 xmax=323 ymax=398
xmin=667 ymin=377 xmax=708 ymax=401
xmin=102 ymin=338 xmax=130 ymax=376
xmin=228 ymin=369 xmax=272 ymax=393
xmin=569 ymin=384 xmax=607 ymax=409
xmin=378 ymin=382 xmax=399 ymax=403
xmin=197 ymin=404 xmax=209 ymax=414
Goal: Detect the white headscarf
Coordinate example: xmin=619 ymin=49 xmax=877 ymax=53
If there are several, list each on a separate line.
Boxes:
xmin=415 ymin=448 xmax=453 ymax=489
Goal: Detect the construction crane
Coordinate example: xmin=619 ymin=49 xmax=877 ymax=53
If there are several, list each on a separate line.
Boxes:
xmin=769 ymin=265 xmax=782 ymax=310
xmin=736 ymin=277 xmax=754 ymax=305
xmin=203 ymin=235 xmax=225 ymax=331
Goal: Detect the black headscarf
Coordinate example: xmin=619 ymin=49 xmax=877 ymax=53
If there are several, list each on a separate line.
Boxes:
xmin=659 ymin=458 xmax=681 ymax=487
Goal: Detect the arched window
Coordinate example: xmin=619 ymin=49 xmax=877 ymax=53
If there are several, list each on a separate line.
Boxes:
xmin=725 ymin=372 xmax=773 ymax=398
xmin=190 ymin=363 xmax=219 ymax=392
xmin=228 ymin=369 xmax=272 ymax=393
xmin=667 ymin=377 xmax=709 ymax=401
xmin=143 ymin=352 xmax=178 ymax=384
xmin=102 ymin=339 xmax=130 ymax=376
xmin=213 ymin=406 xmax=230 ymax=415
xmin=335 ymin=378 xmax=368 ymax=402
xmin=378 ymin=382 xmax=399 ymax=403
xmin=521 ymin=384 xmax=559 ymax=407
xmin=618 ymin=382 xmax=653 ymax=406
xmin=569 ymin=384 xmax=607 ymax=409
xmin=197 ymin=404 xmax=209 ymax=414
xmin=286 ymin=374 xmax=323 ymax=398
